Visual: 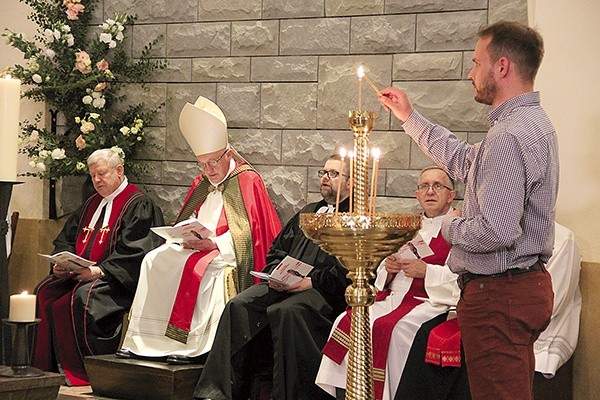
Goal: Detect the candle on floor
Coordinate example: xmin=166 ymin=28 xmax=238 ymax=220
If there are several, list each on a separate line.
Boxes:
xmin=9 ymin=291 xmax=36 ymax=322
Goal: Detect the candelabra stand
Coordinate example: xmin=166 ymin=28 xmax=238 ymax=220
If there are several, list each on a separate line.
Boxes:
xmin=300 ymin=111 xmax=421 ymax=400
xmin=0 ymin=180 xmax=21 ymax=365
xmin=0 ymin=319 xmax=43 ymax=377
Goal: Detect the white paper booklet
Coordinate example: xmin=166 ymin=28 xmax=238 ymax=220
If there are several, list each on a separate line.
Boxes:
xmin=151 ymin=218 xmax=213 ymax=244
xmin=37 ymin=251 xmax=96 ymax=271
xmin=393 ymin=233 xmax=434 ymax=260
xmin=250 ymin=255 xmax=314 ymax=286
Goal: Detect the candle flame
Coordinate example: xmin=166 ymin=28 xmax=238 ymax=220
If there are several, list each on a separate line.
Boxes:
xmin=339 ymin=147 xmax=347 ymax=159
xmin=20 ymin=291 xmax=29 ymax=296
xmin=357 ymin=65 xmax=365 ymax=79
xmin=372 ymin=147 xmax=381 ymax=160
xmin=348 ymin=151 xmax=355 ymax=159
xmin=4 ymin=75 xmax=13 ymax=80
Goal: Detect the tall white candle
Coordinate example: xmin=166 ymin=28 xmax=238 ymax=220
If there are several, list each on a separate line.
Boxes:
xmin=335 ymin=147 xmax=346 ymax=213
xmin=357 ymin=66 xmax=364 ymax=113
xmin=0 ymin=75 xmax=21 ymax=182
xmin=369 ymin=148 xmax=381 ymax=216
xmin=9 ymin=291 xmax=36 ymax=322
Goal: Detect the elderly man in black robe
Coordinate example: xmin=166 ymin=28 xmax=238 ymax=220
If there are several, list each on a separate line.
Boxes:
xmin=194 ymin=154 xmax=352 ymax=400
xmin=33 ymin=147 xmax=164 ymax=386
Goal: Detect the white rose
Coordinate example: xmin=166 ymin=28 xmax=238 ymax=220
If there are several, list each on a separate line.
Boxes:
xmin=29 ymin=160 xmax=36 ymax=168
xmin=115 ymin=31 xmax=124 ymax=41
xmin=39 ymin=150 xmax=50 ymax=159
xmin=44 ymin=29 xmax=54 ymax=41
xmin=66 ymin=34 xmax=74 ymax=47
xmin=45 ymin=48 xmax=55 ymax=59
xmin=89 ymin=113 xmax=100 ymax=119
xmin=92 ymin=97 xmax=106 ymax=109
xmin=109 ymin=41 xmax=117 ymax=49
xmin=99 ymin=32 xmax=112 ymax=43
xmin=32 ymin=74 xmax=43 ymax=84
xmin=36 ymin=162 xmax=46 ymax=172
xmin=51 ymin=148 xmax=66 ymax=160
xmin=82 ymin=95 xmax=93 ymax=104
xmin=53 ymin=30 xmax=61 ymax=40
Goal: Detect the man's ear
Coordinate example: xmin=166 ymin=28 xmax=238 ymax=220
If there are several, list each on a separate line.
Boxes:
xmin=116 ymin=164 xmax=125 ymax=176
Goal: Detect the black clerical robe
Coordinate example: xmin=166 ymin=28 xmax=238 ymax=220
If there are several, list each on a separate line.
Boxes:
xmin=33 ymin=184 xmax=164 ymax=385
xmin=194 ymin=198 xmax=351 ymax=400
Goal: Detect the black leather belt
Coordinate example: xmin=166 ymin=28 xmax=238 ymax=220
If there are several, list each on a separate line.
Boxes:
xmin=457 ymin=261 xmax=544 ymax=291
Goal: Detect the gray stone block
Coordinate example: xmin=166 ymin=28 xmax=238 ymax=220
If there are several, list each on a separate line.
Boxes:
xmin=132 ymin=24 xmax=167 ymax=58
xmin=261 ymin=83 xmax=318 ymax=129
xmin=351 ymin=14 xmax=415 ymax=54
xmin=416 ymin=10 xmax=487 ymax=52
xmin=326 ymin=0 xmax=384 ymax=16
xmin=232 ymin=21 xmax=279 ymax=56
xmin=251 ymin=56 xmax=319 ymax=82
xmin=393 ymin=52 xmax=463 ymax=81
xmin=217 ymin=83 xmax=261 ymax=128
xmin=198 ymin=0 xmax=261 ymax=21
xmin=167 ymin=23 xmax=230 ymax=58
xmin=192 ymin=58 xmax=251 ymax=82
xmin=105 ymin=0 xmax=198 ymax=23
xmin=229 ymin=128 xmax=282 ymax=165
xmin=489 ymin=0 xmax=528 ymax=24
xmin=385 ymin=0 xmax=487 ymax=14
xmin=262 ymin=0 xmax=324 ymax=19
xmin=151 ymin=59 xmax=192 ymax=83
xmin=280 ymin=18 xmax=350 ymax=55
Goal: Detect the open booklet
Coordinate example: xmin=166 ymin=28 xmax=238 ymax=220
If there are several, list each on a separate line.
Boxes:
xmin=392 ymin=233 xmax=434 ymax=260
xmin=150 ymin=218 xmax=214 ymax=244
xmin=37 ymin=251 xmax=96 ymax=271
xmin=250 ymin=255 xmax=314 ymax=286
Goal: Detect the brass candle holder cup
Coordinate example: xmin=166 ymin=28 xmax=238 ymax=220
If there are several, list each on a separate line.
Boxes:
xmin=0 ymin=318 xmax=44 ymax=377
xmin=300 ymin=110 xmax=421 ymax=400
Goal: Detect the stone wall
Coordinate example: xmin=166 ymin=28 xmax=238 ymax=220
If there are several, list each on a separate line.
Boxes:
xmin=98 ymin=0 xmax=526 ymax=223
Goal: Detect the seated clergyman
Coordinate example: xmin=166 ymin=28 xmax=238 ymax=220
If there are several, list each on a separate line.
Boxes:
xmin=119 ymin=96 xmax=281 ymax=364
xmin=33 ymin=147 xmax=164 ymax=386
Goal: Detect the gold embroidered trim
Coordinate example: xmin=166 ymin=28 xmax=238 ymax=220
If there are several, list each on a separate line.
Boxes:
xmin=165 ymin=323 xmax=189 ymax=344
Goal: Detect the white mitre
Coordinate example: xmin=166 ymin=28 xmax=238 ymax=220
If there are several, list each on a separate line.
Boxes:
xmin=178 ymin=96 xmax=228 ymax=156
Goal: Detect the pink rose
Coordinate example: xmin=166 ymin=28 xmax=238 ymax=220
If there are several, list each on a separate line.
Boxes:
xmin=96 ymin=59 xmax=109 ymax=71
xmin=94 ymin=82 xmax=108 ymax=92
xmin=66 ymin=3 xmax=85 ymax=20
xmin=75 ymin=134 xmax=87 ymax=150
xmin=75 ymin=51 xmax=92 ymax=74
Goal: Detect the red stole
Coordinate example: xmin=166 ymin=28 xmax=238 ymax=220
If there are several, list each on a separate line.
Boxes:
xmin=165 ymin=207 xmax=229 ymax=344
xmin=75 ymin=184 xmax=142 ymax=263
xmin=322 ymin=232 xmax=451 ymax=400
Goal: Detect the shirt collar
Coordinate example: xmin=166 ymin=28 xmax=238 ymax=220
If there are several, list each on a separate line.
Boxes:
xmin=488 ymin=91 xmax=541 ymax=127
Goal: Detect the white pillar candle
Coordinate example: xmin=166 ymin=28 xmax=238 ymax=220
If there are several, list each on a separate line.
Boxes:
xmin=9 ymin=291 xmax=36 ymax=322
xmin=0 ymin=75 xmax=21 ymax=182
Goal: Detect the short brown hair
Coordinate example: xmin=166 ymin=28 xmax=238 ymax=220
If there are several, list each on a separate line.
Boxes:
xmin=479 ymin=21 xmax=544 ymax=82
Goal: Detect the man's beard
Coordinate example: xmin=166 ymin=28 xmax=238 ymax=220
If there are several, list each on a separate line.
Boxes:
xmin=474 ymin=69 xmax=496 ymax=105
xmin=320 ymin=185 xmax=336 ymax=204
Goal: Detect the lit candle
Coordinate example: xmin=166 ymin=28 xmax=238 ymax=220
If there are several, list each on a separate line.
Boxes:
xmin=348 ymin=151 xmax=354 ymax=214
xmin=369 ymin=148 xmax=381 ymax=216
xmin=0 ymin=75 xmax=21 ymax=182
xmin=9 ymin=291 xmax=36 ymax=322
xmin=357 ymin=66 xmax=364 ymax=113
xmin=362 ymin=71 xmax=381 ymax=96
xmin=335 ymin=147 xmax=346 ymax=213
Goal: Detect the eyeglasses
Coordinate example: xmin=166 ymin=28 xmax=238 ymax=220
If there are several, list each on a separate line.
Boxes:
xmin=198 ymin=148 xmax=229 ymax=169
xmin=317 ymin=169 xmax=348 ymax=179
xmin=416 ymin=183 xmax=453 ymax=193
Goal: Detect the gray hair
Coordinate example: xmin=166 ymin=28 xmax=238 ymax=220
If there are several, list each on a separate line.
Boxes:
xmin=87 ymin=147 xmax=125 ymax=168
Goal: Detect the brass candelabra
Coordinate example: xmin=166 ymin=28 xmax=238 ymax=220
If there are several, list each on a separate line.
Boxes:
xmin=300 ymin=110 xmax=421 ymax=400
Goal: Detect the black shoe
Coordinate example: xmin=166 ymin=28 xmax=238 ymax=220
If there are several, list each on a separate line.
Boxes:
xmin=166 ymin=353 xmax=207 ymax=365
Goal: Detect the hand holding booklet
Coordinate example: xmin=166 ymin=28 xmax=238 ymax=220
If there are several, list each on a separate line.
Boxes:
xmin=392 ymin=233 xmax=434 ymax=260
xmin=250 ymin=255 xmax=314 ymax=286
xmin=151 ymin=218 xmax=213 ymax=244
xmin=37 ymin=251 xmax=96 ymax=271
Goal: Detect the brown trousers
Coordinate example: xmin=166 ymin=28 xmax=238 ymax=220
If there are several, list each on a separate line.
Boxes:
xmin=457 ymin=268 xmax=553 ymax=400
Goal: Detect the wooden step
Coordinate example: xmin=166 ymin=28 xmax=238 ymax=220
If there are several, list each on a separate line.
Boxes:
xmin=0 ymin=370 xmax=64 ymax=400
xmin=85 ymin=354 xmax=203 ymax=400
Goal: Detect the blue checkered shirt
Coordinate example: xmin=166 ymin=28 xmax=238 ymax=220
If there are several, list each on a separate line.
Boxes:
xmin=402 ymin=92 xmax=559 ymax=275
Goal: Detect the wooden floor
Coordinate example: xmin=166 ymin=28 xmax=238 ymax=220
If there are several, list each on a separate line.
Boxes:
xmin=57 ymin=385 xmax=112 ymax=400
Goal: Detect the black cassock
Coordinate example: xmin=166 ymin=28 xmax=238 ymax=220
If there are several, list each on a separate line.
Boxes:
xmin=194 ymin=198 xmax=350 ymax=400
xmin=33 ymin=185 xmax=164 ymax=385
